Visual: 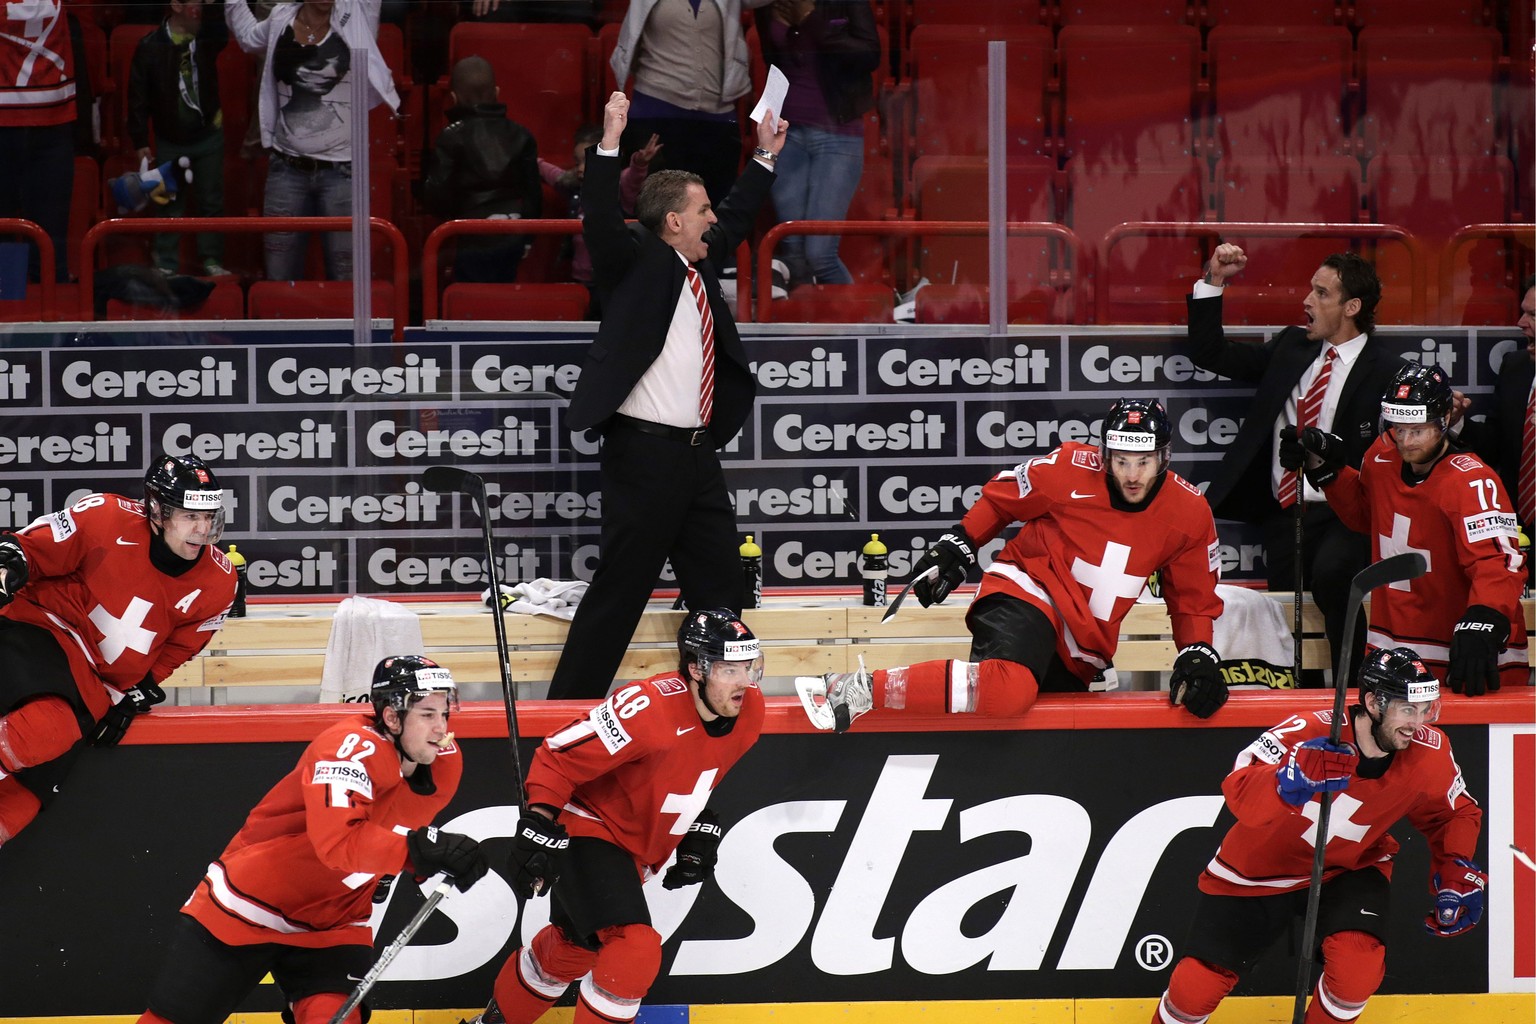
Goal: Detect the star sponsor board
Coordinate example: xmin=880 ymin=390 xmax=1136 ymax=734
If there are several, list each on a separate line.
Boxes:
xmin=233 ymin=535 xmax=348 ymax=595
xmin=0 ymin=477 xmax=47 ymax=530
xmin=0 ymin=351 xmax=43 ymax=406
xmin=1065 ymin=334 xmax=1222 ymax=390
xmin=0 ymin=413 xmax=140 ymax=468
xmin=354 ymin=406 xmax=551 ymax=466
xmin=252 ymin=470 xmax=453 ymax=532
xmin=1380 ymin=328 xmax=1471 ymax=386
xmin=744 ymin=526 xmax=1009 ymax=587
xmin=151 ymin=409 xmax=346 ymax=468
xmin=759 ymin=401 xmax=957 ymax=459
xmin=866 ymin=463 xmax=987 ymax=519
xmin=750 ymin=337 xmax=858 ymax=393
xmin=355 ymin=533 xmax=555 ymax=593
xmin=863 ymin=336 xmax=1056 ymax=394
xmin=253 ymin=344 xmax=454 ymax=402
xmin=49 ymin=350 xmax=243 ymax=406
xmin=459 ymin=341 xmax=588 ymax=398
xmin=728 ymin=467 xmax=859 ymax=523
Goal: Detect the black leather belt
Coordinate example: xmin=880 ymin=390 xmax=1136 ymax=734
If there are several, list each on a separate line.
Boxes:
xmin=610 ymin=413 xmax=712 ymax=446
xmin=274 ymin=151 xmax=350 ymax=172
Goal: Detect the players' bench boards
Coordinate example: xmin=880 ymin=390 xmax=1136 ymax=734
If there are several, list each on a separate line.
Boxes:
xmin=158 ymin=593 xmax=1534 ymax=698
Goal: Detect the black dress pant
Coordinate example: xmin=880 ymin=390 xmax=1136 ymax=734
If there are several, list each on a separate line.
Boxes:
xmin=547 ymin=422 xmax=742 ymax=700
xmin=1261 ymin=504 xmax=1370 ymax=687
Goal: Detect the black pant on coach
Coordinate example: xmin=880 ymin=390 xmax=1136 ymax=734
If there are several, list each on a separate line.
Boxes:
xmin=547 ymin=425 xmax=743 ymax=700
xmin=1261 ymin=504 xmax=1370 ymax=688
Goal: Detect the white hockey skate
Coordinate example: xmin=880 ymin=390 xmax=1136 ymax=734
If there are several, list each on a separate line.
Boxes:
xmin=795 ymin=655 xmax=873 ymax=733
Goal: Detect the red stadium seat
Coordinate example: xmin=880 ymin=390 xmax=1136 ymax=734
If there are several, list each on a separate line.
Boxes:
xmin=441 ymin=283 xmax=590 ymax=321
xmin=1208 ymin=26 xmax=1353 ymax=161
xmin=1357 ymin=26 xmax=1502 ymax=159
xmin=106 ymin=276 xmax=244 ymax=320
xmin=1212 ymin=157 xmax=1362 ymax=325
xmin=68 ymin=156 xmax=101 ymax=283
xmin=1367 ymin=154 xmax=1514 ymax=324
xmin=913 ymin=283 xmax=1054 ymax=325
xmin=1066 ymin=157 xmax=1206 ymax=324
xmin=908 ymin=0 xmax=1043 ymax=28
xmin=248 ymin=280 xmax=396 ymax=319
xmin=908 ymin=25 xmax=1053 ymax=162
xmin=765 ymin=284 xmax=894 ymax=324
xmin=1203 ymin=0 xmax=1342 ymax=26
xmin=912 ymin=155 xmax=1061 ymax=320
xmin=1056 ymin=1 xmax=1193 ymax=27
xmin=1058 ymin=25 xmax=1202 ymax=168
xmin=1352 ymin=0 xmax=1489 ymax=28
xmin=442 ymin=23 xmax=591 ymax=165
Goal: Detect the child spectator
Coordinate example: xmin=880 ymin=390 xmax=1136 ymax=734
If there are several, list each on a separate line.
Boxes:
xmin=423 ymin=55 xmax=542 ymax=283
xmin=127 ymin=0 xmax=230 ymax=277
xmin=538 ymin=123 xmax=660 ymax=313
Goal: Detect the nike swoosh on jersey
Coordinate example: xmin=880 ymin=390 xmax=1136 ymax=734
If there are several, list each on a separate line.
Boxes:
xmin=1070 ymin=490 xmax=1097 ymax=499
xmin=116 ymin=537 xmax=140 ymax=545
xmin=1360 ymin=909 xmax=1380 ymax=916
xmin=676 ymin=726 xmax=695 ymax=736
xmin=1373 ymin=454 xmax=1392 ymax=463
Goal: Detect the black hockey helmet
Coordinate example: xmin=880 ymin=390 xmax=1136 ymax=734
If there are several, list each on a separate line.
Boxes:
xmin=369 ymin=654 xmax=460 ymax=719
xmin=1100 ymin=398 xmax=1173 ymax=475
xmin=1379 ymin=362 xmax=1453 ymax=433
xmin=678 ymin=608 xmax=764 ymax=685
xmin=1358 ymin=645 xmax=1440 ymax=722
xmin=144 ymin=452 xmax=225 ymax=543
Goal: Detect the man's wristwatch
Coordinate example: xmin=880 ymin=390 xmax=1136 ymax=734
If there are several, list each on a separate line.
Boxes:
xmin=753 ymin=147 xmax=778 ymax=163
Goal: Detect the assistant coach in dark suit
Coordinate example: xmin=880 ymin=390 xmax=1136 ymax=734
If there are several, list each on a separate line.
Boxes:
xmin=547 ymin=90 xmax=787 ymax=700
xmin=1185 ymin=244 xmax=1406 ymax=686
xmin=1464 ymin=276 xmax=1536 ymax=571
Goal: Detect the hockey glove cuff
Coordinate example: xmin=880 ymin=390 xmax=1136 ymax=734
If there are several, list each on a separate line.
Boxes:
xmin=663 ymin=809 xmax=723 ymax=889
xmin=1277 ymin=737 xmax=1358 ymax=806
xmin=406 ymin=827 xmax=488 ymax=892
xmin=91 ymin=677 xmax=167 ymax=747
xmin=510 ymin=811 xmax=569 ymax=900
xmin=0 ymin=537 xmax=28 ymax=608
xmin=1424 ymin=857 xmax=1486 ymax=937
xmin=1448 ymin=605 xmax=1508 ymax=697
xmin=1277 ymin=425 xmax=1308 ymax=472
xmin=1299 ymin=428 xmax=1346 ymax=489
xmin=1170 ymin=643 xmax=1227 ymax=719
xmin=911 ymin=526 xmax=976 ymax=608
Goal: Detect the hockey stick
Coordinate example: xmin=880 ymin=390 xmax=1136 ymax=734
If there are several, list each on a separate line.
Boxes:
xmin=1293 ymin=496 xmax=1305 ymax=687
xmin=880 ymin=565 xmax=939 ymax=624
xmin=327 ymin=876 xmax=453 ymax=1024
xmin=422 ymin=465 xmax=528 ymax=806
xmin=1290 ymin=551 xmax=1427 ymax=1024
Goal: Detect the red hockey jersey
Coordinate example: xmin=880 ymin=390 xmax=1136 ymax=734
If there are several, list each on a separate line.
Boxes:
xmin=1199 ymin=709 xmax=1481 ymax=898
xmin=0 ymin=0 xmax=77 ymax=127
xmin=961 ymin=442 xmax=1224 ymax=679
xmin=4 ymin=493 xmax=236 ymax=718
xmin=526 ymin=672 xmax=764 ymax=875
xmin=182 ymin=713 xmax=464 ymax=948
xmin=1323 ymin=437 xmax=1529 ymax=688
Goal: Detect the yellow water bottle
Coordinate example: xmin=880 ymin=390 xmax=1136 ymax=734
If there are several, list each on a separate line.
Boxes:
xmin=861 ymin=533 xmax=889 ymax=606
xmin=226 ymin=543 xmax=248 ymax=617
xmin=740 ymin=534 xmax=763 ymax=609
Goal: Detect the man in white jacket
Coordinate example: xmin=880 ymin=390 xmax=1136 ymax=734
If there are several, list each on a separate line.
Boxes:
xmin=227 ymin=0 xmax=398 ymax=281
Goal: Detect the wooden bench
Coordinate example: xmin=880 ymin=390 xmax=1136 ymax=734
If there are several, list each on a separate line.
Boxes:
xmin=164 ymin=591 xmax=1536 ymax=700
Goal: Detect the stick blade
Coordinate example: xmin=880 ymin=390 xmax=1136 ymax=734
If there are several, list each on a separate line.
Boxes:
xmin=422 ymin=465 xmax=482 ymax=497
xmin=1351 ymin=551 xmax=1428 ymax=593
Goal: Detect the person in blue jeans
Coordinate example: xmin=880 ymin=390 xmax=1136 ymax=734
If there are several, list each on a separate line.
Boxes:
xmin=227 ymin=0 xmax=398 ymax=281
xmin=755 ymin=0 xmax=879 ymax=288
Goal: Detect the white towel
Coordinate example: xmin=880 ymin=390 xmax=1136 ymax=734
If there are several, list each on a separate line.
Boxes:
xmin=1212 ymin=584 xmax=1297 ymax=689
xmin=484 ymin=577 xmax=589 ymax=622
xmin=318 ymin=596 xmax=426 ymax=702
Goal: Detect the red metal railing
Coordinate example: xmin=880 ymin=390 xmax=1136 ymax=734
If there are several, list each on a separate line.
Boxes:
xmin=1101 ymin=221 xmax=1425 ymax=323
xmin=0 ymin=218 xmax=58 ymax=320
xmin=79 ymin=217 xmax=410 ymax=339
xmin=754 ymin=220 xmax=1083 ymax=323
xmin=421 ymin=219 xmax=754 ymax=324
xmin=1441 ymin=222 xmax=1536 ymax=317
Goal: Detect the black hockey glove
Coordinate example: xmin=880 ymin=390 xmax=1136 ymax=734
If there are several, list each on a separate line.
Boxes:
xmin=509 ymin=811 xmax=569 ymax=900
xmin=0 ymin=536 xmax=28 ymax=609
xmin=1277 ymin=424 xmax=1308 ymax=472
xmin=91 ymin=677 xmax=167 ymax=746
xmin=910 ymin=526 xmax=977 ymax=608
xmin=663 ymin=809 xmax=723 ymax=890
xmin=1298 ymin=427 xmax=1346 ymax=489
xmin=406 ymin=827 xmax=488 ymax=892
xmin=1447 ymin=604 xmax=1509 ymax=697
xmin=1169 ymin=642 xmax=1227 ymax=719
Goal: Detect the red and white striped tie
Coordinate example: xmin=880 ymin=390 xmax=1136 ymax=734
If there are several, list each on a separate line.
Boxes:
xmin=686 ymin=265 xmax=715 ymax=426
xmin=1519 ymin=382 xmax=1534 ymax=524
xmin=1279 ymin=347 xmax=1336 ymax=509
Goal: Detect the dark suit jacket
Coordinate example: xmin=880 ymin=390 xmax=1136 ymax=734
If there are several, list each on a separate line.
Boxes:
xmin=1463 ymin=347 xmax=1535 ymax=509
xmin=1186 ymin=293 xmax=1407 ymax=524
xmin=567 ymin=150 xmax=774 ymax=445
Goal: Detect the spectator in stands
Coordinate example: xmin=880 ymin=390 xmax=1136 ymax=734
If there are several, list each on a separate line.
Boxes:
xmin=1183 ymin=245 xmax=1406 ymax=688
xmin=466 ymin=0 xmax=599 ymax=26
xmin=127 ymin=0 xmax=230 ymax=277
xmin=227 ymin=0 xmax=399 ymax=282
xmin=0 ymin=0 xmax=77 ymax=284
xmin=610 ymin=0 xmax=775 ymax=208
xmin=1464 ymin=275 xmax=1536 ymax=564
xmin=539 ymin=123 xmax=661 ymax=314
xmin=755 ymin=0 xmax=879 ymax=289
xmin=423 ymin=56 xmax=542 ymax=284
